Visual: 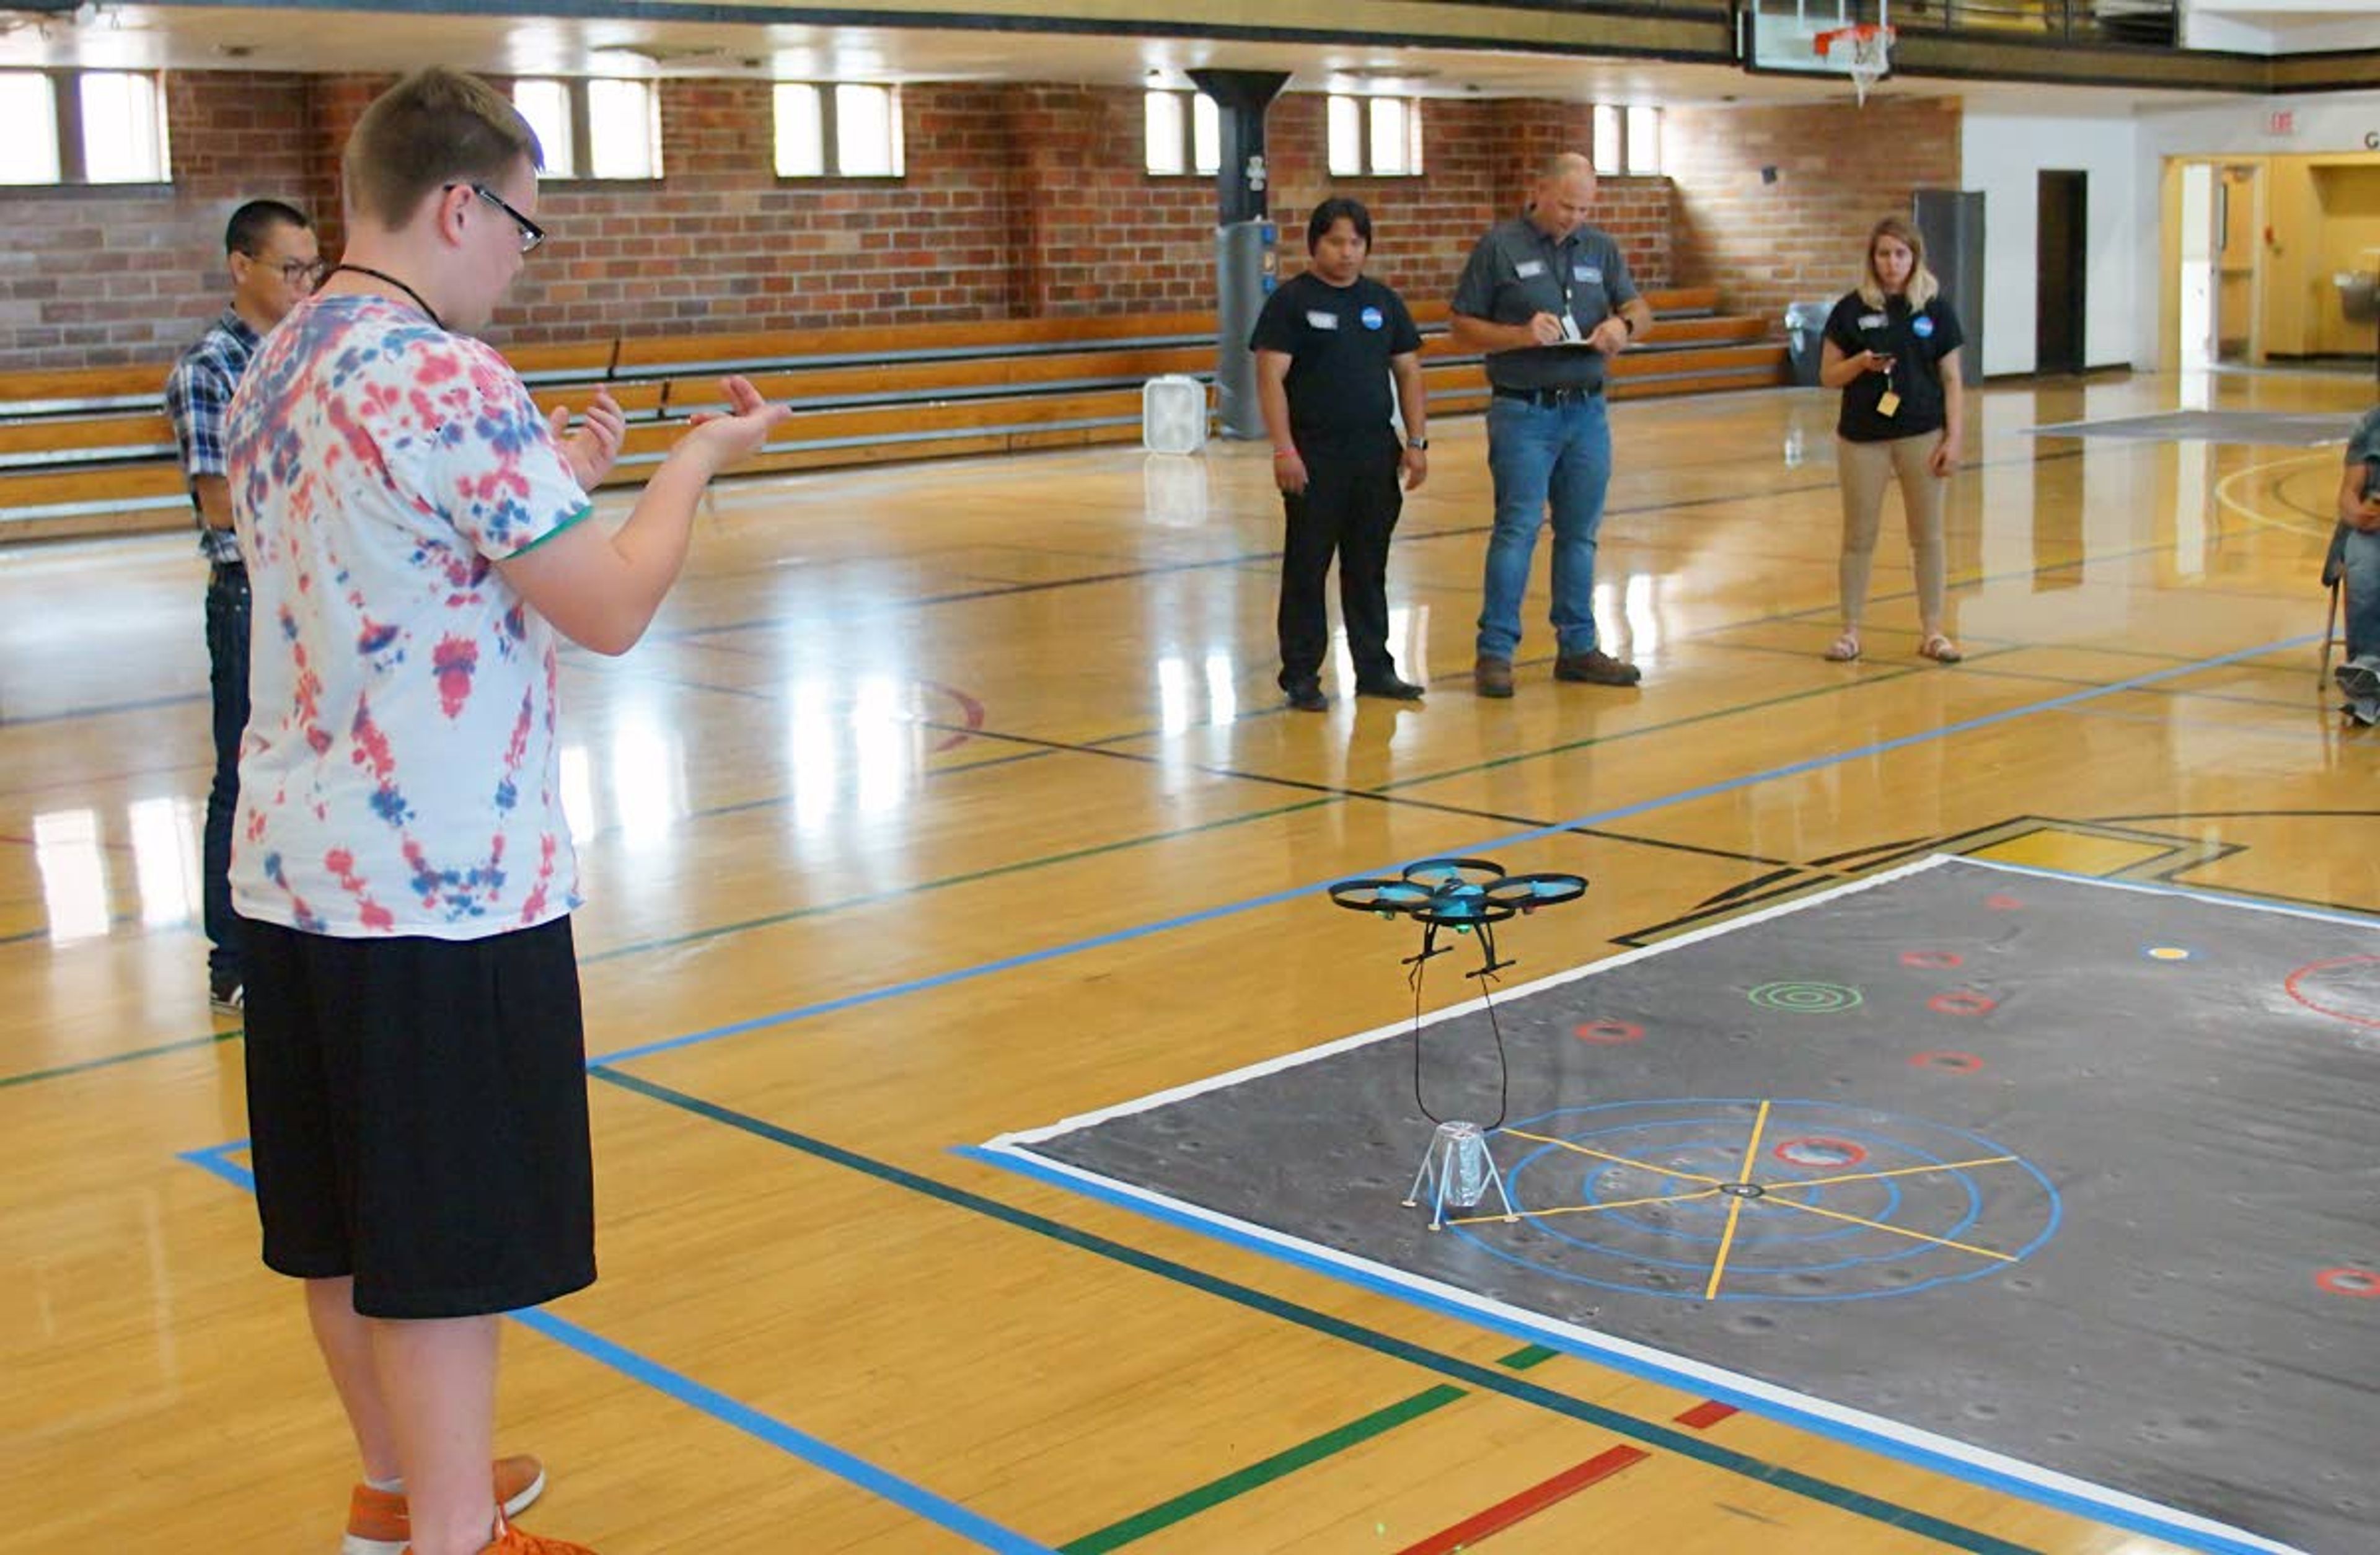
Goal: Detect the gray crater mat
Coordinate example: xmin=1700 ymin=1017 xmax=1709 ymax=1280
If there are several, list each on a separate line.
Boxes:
xmin=982 ymin=857 xmax=2380 ymax=1555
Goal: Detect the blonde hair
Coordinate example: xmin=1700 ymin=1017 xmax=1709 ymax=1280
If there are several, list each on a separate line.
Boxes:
xmin=1856 ymin=214 xmax=1939 ymax=311
xmin=342 ymin=68 xmax=543 ymax=231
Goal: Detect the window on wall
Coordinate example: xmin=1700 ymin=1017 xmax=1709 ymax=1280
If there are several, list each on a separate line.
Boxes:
xmin=510 ymin=77 xmax=660 ymax=181
xmin=0 ymin=70 xmax=168 ymax=186
xmin=773 ymin=83 xmax=906 ymax=178
xmin=1143 ymin=89 xmax=1219 ymax=177
xmin=1625 ymin=106 xmax=1662 ymax=175
xmin=1592 ymin=105 xmax=1623 ymax=177
xmin=1326 ymin=95 xmax=1422 ymax=177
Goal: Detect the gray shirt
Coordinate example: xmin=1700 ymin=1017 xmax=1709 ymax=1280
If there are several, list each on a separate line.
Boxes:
xmin=1450 ymin=216 xmax=1638 ymax=392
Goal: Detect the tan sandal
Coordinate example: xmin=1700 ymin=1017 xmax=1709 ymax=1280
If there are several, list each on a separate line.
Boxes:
xmin=1823 ymin=630 xmax=1861 ymax=663
xmin=1919 ymin=633 xmax=1963 ymax=664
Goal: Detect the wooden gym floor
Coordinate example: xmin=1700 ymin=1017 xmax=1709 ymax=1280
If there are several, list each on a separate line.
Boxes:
xmin=3 ymin=366 xmax=2373 ymax=1553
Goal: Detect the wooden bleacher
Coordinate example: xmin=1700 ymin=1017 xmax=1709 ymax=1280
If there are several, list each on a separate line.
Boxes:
xmin=0 ymin=288 xmax=1786 ymax=544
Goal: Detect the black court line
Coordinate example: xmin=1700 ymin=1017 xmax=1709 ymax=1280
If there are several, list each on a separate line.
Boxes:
xmin=589 ymin=1066 xmax=2040 ymax=1555
xmin=635 ymin=446 xmax=2091 ymax=650
xmin=0 ymin=1028 xmax=238 ymax=1089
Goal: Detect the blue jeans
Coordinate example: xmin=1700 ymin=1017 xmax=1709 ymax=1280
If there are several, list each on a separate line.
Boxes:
xmin=1477 ymin=393 xmax=1613 ymax=661
xmin=203 ymin=565 xmax=250 ymax=985
xmin=2343 ymin=524 xmax=2380 ymax=661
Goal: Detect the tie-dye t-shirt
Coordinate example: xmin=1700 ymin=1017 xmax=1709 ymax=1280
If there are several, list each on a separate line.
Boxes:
xmin=224 ymin=293 xmax=593 ymax=939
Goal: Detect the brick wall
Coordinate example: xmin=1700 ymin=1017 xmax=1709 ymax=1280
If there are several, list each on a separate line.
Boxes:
xmin=0 ymin=73 xmax=315 ymax=369
xmin=0 ymin=71 xmax=1677 ymax=375
xmin=1665 ymin=95 xmax=1962 ymax=333
xmin=1269 ymin=96 xmax=1671 ymax=302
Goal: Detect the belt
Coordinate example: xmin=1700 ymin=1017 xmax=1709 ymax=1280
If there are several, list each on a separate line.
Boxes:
xmin=209 ymin=558 xmax=247 ymax=582
xmin=1491 ymin=384 xmax=1602 ymax=405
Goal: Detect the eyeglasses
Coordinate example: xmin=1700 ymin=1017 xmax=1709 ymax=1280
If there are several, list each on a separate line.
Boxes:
xmin=445 ymin=181 xmax=547 ymax=254
xmin=240 ymin=253 xmax=325 ymax=288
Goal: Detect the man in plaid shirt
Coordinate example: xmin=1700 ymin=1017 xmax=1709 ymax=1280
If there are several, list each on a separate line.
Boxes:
xmin=164 ymin=198 xmax=322 ymax=1014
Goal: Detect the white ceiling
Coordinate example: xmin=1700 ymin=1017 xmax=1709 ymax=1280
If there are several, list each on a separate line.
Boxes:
xmin=0 ymin=4 xmax=2265 ymax=113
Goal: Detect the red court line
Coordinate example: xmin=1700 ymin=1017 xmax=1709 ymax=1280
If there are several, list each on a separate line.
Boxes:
xmin=1674 ymin=1399 xmax=1740 ymax=1430
xmin=1392 ymin=1444 xmax=1651 ymax=1554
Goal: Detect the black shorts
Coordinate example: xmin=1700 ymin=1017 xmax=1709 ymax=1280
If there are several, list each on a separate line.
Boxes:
xmin=242 ymin=915 xmax=597 ymax=1319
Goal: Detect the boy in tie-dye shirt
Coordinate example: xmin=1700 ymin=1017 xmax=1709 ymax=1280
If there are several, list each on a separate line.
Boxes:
xmin=224 ymin=67 xmax=787 ymax=1555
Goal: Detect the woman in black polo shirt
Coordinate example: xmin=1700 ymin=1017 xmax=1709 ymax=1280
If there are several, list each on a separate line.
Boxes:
xmin=1817 ymin=214 xmax=1966 ymax=664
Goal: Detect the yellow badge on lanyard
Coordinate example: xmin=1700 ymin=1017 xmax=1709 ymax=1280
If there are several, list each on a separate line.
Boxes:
xmin=1877 ymin=389 xmax=1902 ymax=418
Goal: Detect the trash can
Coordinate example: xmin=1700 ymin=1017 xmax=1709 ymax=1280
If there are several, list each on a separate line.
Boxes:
xmin=1784 ymin=301 xmax=1832 ymax=386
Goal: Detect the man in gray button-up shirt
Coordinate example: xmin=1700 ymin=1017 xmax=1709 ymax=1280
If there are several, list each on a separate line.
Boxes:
xmin=1450 ymin=153 xmax=1654 ymax=696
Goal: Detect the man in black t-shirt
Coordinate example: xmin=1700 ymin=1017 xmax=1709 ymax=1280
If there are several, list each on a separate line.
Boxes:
xmin=1251 ymin=197 xmax=1429 ymax=710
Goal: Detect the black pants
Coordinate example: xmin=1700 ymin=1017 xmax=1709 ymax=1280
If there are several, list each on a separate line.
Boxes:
xmin=1277 ymin=432 xmax=1404 ymax=691
xmin=203 ymin=563 xmax=250 ymax=984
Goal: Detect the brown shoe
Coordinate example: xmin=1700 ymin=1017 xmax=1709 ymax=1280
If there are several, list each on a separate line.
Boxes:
xmin=1473 ymin=656 xmax=1514 ymax=698
xmin=1554 ymin=648 xmax=1641 ymax=687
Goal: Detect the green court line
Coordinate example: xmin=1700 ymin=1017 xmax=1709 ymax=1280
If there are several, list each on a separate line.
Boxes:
xmin=1059 ymin=1344 xmax=1561 ymax=1554
xmin=1057 ymin=1384 xmax=1469 ymax=1554
xmin=597 ymin=1068 xmax=2040 ymax=1555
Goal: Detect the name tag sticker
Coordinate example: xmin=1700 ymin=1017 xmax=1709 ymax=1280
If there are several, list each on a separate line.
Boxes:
xmin=1306 ymin=310 xmax=1340 ymax=330
xmin=1576 ymin=265 xmax=1602 ymax=284
xmin=1515 ymin=260 xmax=1547 ymax=278
xmin=1859 ymin=312 xmax=1888 ymax=329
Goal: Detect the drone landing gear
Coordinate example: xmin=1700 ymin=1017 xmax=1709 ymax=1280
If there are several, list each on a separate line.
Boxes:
xmin=1404 ymin=1119 xmax=1519 ymax=1231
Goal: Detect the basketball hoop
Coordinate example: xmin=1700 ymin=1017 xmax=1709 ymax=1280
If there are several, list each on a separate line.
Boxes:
xmin=1814 ymin=22 xmax=1894 ymax=107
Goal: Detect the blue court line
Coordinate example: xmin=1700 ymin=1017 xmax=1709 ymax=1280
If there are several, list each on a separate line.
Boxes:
xmin=960 ymin=1147 xmax=2281 ymax=1555
xmin=172 ymin=1142 xmax=1058 ymax=1555
xmin=589 ymin=1068 xmax=2039 ymax=1555
xmin=596 ymin=630 xmax=2317 ymax=1067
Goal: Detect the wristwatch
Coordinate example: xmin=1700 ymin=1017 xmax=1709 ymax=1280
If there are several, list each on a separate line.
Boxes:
xmin=1406 ymin=437 xmax=1429 ymax=450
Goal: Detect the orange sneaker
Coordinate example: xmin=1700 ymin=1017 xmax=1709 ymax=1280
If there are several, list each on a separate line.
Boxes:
xmin=343 ymin=1455 xmax=547 ymax=1555
xmin=448 ymin=1510 xmax=596 ymax=1555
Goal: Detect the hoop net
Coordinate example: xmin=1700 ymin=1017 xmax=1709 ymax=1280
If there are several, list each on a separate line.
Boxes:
xmin=1814 ymin=22 xmax=1894 ymax=107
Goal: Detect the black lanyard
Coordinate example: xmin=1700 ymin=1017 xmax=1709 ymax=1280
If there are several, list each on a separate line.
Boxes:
xmin=325 ymin=264 xmax=445 ymax=331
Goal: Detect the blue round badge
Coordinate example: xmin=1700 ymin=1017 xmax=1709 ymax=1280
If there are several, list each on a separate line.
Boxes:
xmin=1913 ymin=315 xmax=1936 ymax=338
xmin=1360 ymin=306 xmax=1385 ymax=331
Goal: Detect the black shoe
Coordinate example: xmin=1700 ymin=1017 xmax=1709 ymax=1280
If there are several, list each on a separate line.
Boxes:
xmin=1554 ymin=648 xmax=1642 ymax=687
xmin=1285 ymin=681 xmax=1329 ymax=713
xmin=2336 ymin=661 xmax=2380 ymax=703
xmin=1354 ymin=674 xmax=1425 ymax=700
xmin=208 ymin=976 xmax=244 ymax=1017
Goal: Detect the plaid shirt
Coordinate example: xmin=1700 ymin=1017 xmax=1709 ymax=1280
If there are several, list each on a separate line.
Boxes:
xmin=164 ymin=307 xmax=262 ymax=566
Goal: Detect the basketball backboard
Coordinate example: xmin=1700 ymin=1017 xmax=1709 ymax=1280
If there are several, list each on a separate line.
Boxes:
xmin=1740 ymin=0 xmax=1895 ymax=82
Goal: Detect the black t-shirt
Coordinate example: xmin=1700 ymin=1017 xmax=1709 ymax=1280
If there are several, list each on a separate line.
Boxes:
xmin=1249 ymin=271 xmax=1422 ymax=443
xmin=1824 ymin=291 xmax=1965 ymax=443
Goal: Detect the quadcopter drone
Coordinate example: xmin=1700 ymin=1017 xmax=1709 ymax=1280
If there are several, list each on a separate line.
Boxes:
xmin=1326 ymin=857 xmax=1592 ymax=1226
xmin=1327 ymin=857 xmax=1588 ymax=980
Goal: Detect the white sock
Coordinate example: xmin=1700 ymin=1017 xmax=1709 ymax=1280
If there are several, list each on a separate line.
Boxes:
xmin=367 ymin=1474 xmax=403 ymax=1493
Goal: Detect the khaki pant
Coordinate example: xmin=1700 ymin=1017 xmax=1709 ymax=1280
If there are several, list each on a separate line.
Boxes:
xmin=1835 ymin=433 xmax=1947 ymax=631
